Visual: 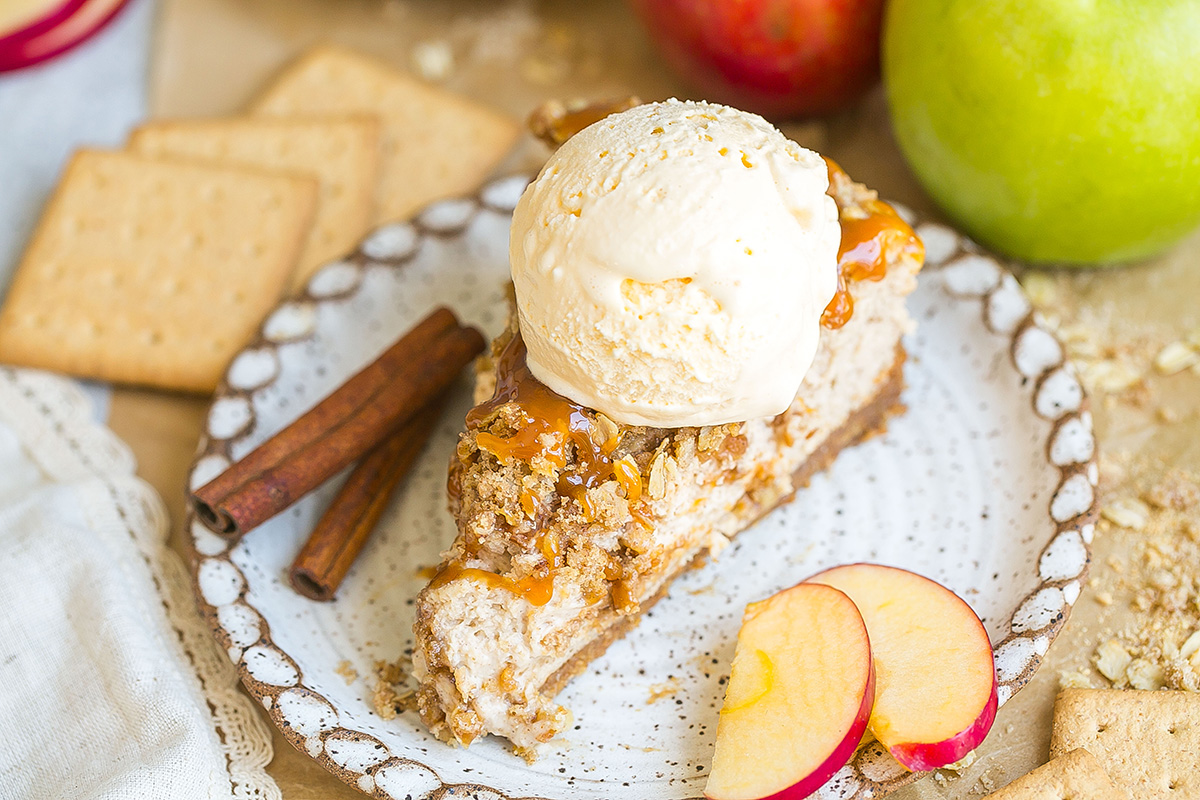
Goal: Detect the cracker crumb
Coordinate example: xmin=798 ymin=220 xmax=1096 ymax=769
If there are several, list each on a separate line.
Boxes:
xmin=943 ymin=749 xmax=977 ymax=773
xmin=646 ymin=677 xmax=681 ymax=705
xmin=976 ymin=770 xmax=996 ymax=793
xmin=1144 ymin=469 xmax=1200 ymax=510
xmin=1086 ymin=465 xmax=1200 ymax=693
xmin=1100 ymin=497 xmax=1150 ymax=531
xmin=372 ymin=656 xmax=417 ymax=719
xmin=1157 ymin=405 xmax=1181 ymax=423
xmin=411 ymin=40 xmax=455 ymax=81
xmin=1059 ymin=669 xmax=1095 ymax=690
xmin=1153 ymin=340 xmax=1200 ymax=375
xmin=1083 ymin=359 xmax=1143 ymax=394
xmin=335 ymin=659 xmax=358 ymax=685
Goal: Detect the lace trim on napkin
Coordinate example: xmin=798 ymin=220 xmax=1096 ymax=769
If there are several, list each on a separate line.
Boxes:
xmin=0 ymin=367 xmax=280 ymax=800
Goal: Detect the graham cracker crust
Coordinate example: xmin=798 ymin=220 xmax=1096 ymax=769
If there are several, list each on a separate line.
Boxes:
xmin=539 ymin=345 xmax=908 ymax=698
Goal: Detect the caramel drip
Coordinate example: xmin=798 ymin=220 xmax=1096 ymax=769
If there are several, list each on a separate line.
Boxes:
xmin=821 ymin=159 xmax=924 ymax=330
xmin=468 ymin=334 xmax=623 ymax=502
xmin=435 ymin=334 xmax=641 ymax=606
xmin=428 ymin=562 xmax=555 ymax=607
xmin=610 ymin=579 xmax=636 ymax=613
xmin=528 ymin=96 xmax=644 ymax=149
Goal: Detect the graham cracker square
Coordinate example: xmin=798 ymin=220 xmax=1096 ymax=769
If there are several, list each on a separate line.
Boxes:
xmin=252 ymin=44 xmax=519 ymax=224
xmin=985 ymin=748 xmax=1126 ymax=800
xmin=130 ymin=115 xmax=379 ymax=287
xmin=1051 ymin=688 xmax=1200 ymax=799
xmin=0 ymin=150 xmax=316 ymax=392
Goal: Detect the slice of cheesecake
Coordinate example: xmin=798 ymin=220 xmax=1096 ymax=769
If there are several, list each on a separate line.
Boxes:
xmin=411 ymin=157 xmax=924 ymax=757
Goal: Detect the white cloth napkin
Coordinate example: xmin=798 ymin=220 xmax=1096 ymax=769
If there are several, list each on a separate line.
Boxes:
xmin=0 ymin=369 xmax=277 ymax=800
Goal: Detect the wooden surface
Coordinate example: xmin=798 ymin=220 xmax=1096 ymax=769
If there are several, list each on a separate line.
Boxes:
xmin=101 ymin=1 xmax=1200 ymax=797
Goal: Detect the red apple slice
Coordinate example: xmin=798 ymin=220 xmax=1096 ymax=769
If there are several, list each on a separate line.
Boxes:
xmin=0 ymin=0 xmax=85 ymax=47
xmin=807 ymin=564 xmax=998 ymax=771
xmin=0 ymin=0 xmax=130 ymax=74
xmin=706 ymin=583 xmax=875 ymax=800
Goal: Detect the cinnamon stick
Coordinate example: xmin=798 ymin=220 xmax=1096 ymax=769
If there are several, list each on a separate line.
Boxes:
xmin=191 ymin=307 xmax=484 ymax=539
xmin=289 ymin=402 xmax=442 ymax=601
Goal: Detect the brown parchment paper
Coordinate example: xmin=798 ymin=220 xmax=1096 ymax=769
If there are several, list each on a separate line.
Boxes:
xmin=104 ymin=1 xmax=1200 ymax=797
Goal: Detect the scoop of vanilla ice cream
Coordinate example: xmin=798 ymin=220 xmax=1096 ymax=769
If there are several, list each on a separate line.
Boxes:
xmin=509 ymin=99 xmax=840 ymax=427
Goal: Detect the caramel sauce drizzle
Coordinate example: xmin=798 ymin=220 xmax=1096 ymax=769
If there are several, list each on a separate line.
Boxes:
xmin=431 ymin=335 xmax=640 ymax=607
xmin=821 ymin=158 xmax=924 ymax=330
xmin=428 ymin=562 xmax=556 ymax=606
xmin=528 ymin=96 xmax=644 ymax=149
xmin=468 ymin=334 xmax=624 ymax=503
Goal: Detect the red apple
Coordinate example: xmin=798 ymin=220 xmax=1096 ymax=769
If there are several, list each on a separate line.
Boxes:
xmin=628 ymin=0 xmax=886 ymax=118
xmin=706 ymin=583 xmax=875 ymax=800
xmin=806 ymin=564 xmax=998 ymax=771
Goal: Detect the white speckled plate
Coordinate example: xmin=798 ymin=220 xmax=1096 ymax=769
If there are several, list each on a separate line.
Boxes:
xmin=188 ymin=175 xmax=1098 ymax=800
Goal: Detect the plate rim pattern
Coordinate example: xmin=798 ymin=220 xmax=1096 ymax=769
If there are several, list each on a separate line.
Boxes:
xmin=186 ymin=174 xmax=1099 ymax=800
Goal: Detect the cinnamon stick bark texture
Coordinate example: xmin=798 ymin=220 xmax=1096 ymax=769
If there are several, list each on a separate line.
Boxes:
xmin=191 ymin=307 xmax=484 ymax=539
xmin=289 ymin=402 xmax=443 ymax=601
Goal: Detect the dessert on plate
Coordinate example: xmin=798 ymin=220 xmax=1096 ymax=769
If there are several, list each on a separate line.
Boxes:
xmin=411 ymin=99 xmax=924 ymax=757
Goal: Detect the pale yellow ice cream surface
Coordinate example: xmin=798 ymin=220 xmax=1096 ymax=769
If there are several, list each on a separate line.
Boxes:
xmin=509 ymin=99 xmax=839 ymax=427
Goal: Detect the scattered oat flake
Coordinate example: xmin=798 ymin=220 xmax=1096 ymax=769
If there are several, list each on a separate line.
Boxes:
xmin=1084 ymin=359 xmax=1143 ymax=394
xmin=1095 ymin=638 xmax=1133 ymax=682
xmin=1153 ymin=341 xmax=1200 ymax=375
xmin=1126 ymin=657 xmax=1167 ymax=690
xmin=1094 ymin=591 xmax=1113 ymax=606
xmin=1101 ymin=498 xmax=1151 ymax=531
xmin=1181 ymin=631 xmax=1200 ymax=660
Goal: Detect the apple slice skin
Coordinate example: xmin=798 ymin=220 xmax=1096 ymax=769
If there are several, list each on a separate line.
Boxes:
xmin=806 ymin=563 xmax=998 ymax=771
xmin=0 ymin=0 xmax=85 ymax=48
xmin=758 ymin=660 xmax=874 ymax=800
xmin=0 ymin=0 xmax=131 ymax=74
xmin=705 ymin=584 xmax=875 ymax=800
xmin=706 ymin=664 xmax=874 ymax=800
xmin=888 ymin=680 xmax=997 ymax=771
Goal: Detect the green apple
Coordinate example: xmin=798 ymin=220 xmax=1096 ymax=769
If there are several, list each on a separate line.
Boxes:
xmin=883 ymin=0 xmax=1200 ymax=265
